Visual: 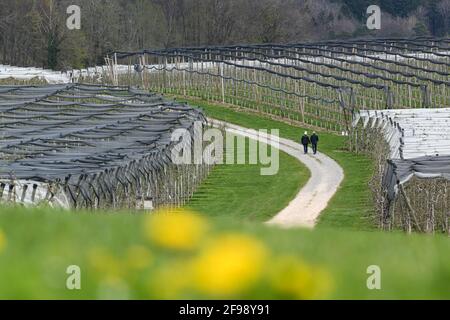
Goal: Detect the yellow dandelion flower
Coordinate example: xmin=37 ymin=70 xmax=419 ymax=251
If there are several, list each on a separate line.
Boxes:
xmin=269 ymin=256 xmax=333 ymax=300
xmin=126 ymin=245 xmax=153 ymax=270
xmin=144 ymin=208 xmax=208 ymax=251
xmin=191 ymin=234 xmax=267 ymax=296
xmin=0 ymin=229 xmax=6 ymax=253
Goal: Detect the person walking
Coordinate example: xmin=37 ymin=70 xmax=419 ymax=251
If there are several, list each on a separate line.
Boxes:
xmin=301 ymin=131 xmax=310 ymax=154
xmin=311 ymin=132 xmax=319 ymax=155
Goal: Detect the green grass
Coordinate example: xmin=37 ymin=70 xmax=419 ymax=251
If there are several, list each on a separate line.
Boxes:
xmin=4 ymin=92 xmax=447 ymax=300
xmin=188 ymin=142 xmax=309 ymax=221
xmin=1 ymin=207 xmax=450 ymax=299
xmin=1 ymin=82 xmax=449 ymax=300
xmin=173 ymin=96 xmax=375 ymax=230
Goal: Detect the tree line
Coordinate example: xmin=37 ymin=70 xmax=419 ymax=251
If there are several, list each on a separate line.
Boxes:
xmin=0 ymin=0 xmax=448 ymax=70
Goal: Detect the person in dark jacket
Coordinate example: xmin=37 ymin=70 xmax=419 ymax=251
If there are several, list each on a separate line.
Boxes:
xmin=301 ymin=131 xmax=310 ymax=154
xmin=311 ymin=132 xmax=319 ymax=155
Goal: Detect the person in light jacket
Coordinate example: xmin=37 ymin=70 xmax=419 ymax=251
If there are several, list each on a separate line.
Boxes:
xmin=301 ymin=131 xmax=310 ymax=154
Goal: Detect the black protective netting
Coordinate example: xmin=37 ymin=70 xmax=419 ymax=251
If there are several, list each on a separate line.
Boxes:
xmin=106 ymin=37 xmax=449 ymax=133
xmin=0 ymin=84 xmax=209 ymax=209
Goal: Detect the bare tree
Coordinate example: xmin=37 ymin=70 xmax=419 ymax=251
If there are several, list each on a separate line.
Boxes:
xmin=0 ymin=0 xmax=441 ymax=69
xmin=152 ymin=0 xmax=183 ymax=48
xmin=438 ymin=0 xmax=450 ymax=34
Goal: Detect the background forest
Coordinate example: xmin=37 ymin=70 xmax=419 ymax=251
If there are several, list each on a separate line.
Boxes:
xmin=0 ymin=0 xmax=449 ymax=70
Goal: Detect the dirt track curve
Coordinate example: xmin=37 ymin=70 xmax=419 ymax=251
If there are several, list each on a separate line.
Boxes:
xmin=210 ymin=119 xmax=344 ymax=228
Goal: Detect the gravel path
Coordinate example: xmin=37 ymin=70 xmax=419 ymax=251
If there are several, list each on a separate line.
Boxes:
xmin=210 ymin=119 xmax=344 ymax=228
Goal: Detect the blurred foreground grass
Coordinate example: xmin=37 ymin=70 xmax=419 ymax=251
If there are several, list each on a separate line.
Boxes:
xmin=0 ymin=207 xmax=449 ymax=300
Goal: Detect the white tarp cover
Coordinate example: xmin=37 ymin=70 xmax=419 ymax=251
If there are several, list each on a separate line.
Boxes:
xmin=0 ymin=65 xmax=70 ymax=84
xmin=0 ymin=180 xmax=70 ymax=209
xmin=355 ymin=108 xmax=450 ymax=199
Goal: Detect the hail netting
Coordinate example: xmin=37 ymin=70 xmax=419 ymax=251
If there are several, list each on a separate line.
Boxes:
xmin=353 ymin=108 xmax=450 ymax=234
xmin=0 ymin=84 xmax=210 ymax=209
xmin=104 ymin=37 xmax=449 ymax=133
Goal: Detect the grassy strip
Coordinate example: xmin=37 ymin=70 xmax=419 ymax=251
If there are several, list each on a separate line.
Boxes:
xmin=171 ymin=95 xmax=375 ymax=230
xmin=187 ymin=140 xmax=309 ymax=222
xmin=1 ymin=208 xmax=450 ymax=299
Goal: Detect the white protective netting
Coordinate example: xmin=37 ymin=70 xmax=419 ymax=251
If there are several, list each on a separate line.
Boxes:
xmin=0 ymin=65 xmax=70 ymax=83
xmin=355 ymin=108 xmax=450 ymax=160
xmin=354 ymin=108 xmax=450 ymax=200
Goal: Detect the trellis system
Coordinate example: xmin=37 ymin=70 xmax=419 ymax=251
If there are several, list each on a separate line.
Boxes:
xmin=0 ymin=84 xmax=210 ymax=210
xmin=105 ymin=36 xmax=449 ymax=135
xmin=100 ymin=36 xmax=450 ymax=233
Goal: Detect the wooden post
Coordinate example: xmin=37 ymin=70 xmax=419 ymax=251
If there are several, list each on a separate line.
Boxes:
xmin=220 ymin=63 xmax=225 ymax=104
xmin=114 ymin=53 xmax=118 ymax=86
